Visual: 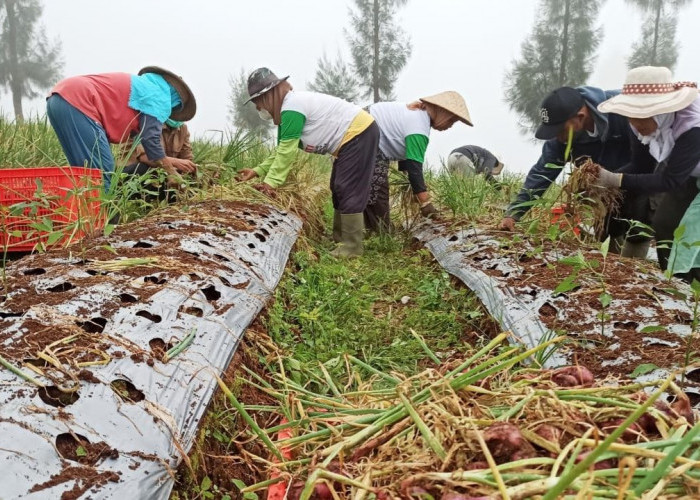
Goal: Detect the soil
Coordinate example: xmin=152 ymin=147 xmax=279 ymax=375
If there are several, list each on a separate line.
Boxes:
xmin=0 ymin=199 xmax=278 ymax=387
xmin=28 ymin=465 xmax=120 ymax=500
xmin=55 ymin=433 xmax=119 ymax=465
xmin=422 ymin=223 xmax=700 ymax=383
xmin=171 ymin=322 xmax=275 ymax=499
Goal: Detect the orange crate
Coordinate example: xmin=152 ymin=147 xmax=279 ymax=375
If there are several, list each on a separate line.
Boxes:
xmin=0 ymin=167 xmax=104 ymax=252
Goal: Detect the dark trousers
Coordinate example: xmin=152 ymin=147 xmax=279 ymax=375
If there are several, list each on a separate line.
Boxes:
xmin=364 ymin=152 xmax=391 ymax=233
xmin=652 ymin=176 xmax=699 ymax=276
xmin=331 ymin=121 xmax=379 ymax=214
xmin=122 ymin=163 xmax=176 ymax=204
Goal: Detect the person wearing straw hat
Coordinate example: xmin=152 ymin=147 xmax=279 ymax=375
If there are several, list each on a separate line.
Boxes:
xmin=236 ymin=67 xmax=379 ymax=258
xmin=363 ymin=91 xmax=472 ymax=233
xmin=498 ymin=85 xmax=638 ymax=250
xmin=447 ymin=145 xmax=504 ymax=181
xmin=46 ymin=66 xmax=197 ymax=190
xmin=595 ymin=66 xmax=700 ymax=279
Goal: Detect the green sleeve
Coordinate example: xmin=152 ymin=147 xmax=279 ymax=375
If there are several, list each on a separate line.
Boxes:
xmin=278 ymin=110 xmax=305 ymax=142
xmin=253 ymin=150 xmax=277 ymax=178
xmin=405 ymin=134 xmax=429 ymax=163
xmin=261 ymin=138 xmax=300 ymax=188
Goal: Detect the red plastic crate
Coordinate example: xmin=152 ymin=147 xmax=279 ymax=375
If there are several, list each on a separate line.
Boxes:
xmin=0 ymin=167 xmax=104 ymax=252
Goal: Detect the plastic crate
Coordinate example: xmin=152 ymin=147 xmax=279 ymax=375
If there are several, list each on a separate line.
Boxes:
xmin=0 ymin=167 xmax=104 ymax=252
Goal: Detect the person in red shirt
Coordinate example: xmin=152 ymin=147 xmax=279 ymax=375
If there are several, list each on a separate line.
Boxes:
xmin=46 ymin=66 xmax=196 ymax=189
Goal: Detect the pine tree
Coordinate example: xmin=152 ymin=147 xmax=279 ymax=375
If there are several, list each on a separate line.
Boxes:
xmin=307 ymin=52 xmax=360 ymax=102
xmin=0 ymin=0 xmax=63 ymax=122
xmin=504 ymin=0 xmax=603 ymax=134
xmin=626 ymin=0 xmax=692 ymax=70
xmin=227 ymin=68 xmax=273 ymax=139
xmin=346 ymin=0 xmax=412 ymax=103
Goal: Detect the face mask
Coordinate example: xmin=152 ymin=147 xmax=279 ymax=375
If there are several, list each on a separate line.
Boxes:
xmin=165 ymin=118 xmax=184 ymax=128
xmin=258 ymin=108 xmax=273 ymax=121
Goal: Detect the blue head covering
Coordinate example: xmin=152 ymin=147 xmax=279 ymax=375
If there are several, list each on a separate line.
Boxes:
xmin=129 ymin=73 xmax=182 ymax=123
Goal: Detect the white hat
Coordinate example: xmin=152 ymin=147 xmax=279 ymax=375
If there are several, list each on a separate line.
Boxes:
xmin=597 ymin=66 xmax=698 ymax=119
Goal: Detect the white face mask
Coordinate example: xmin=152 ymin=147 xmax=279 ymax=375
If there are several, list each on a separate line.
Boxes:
xmin=258 ymin=108 xmax=272 ymax=121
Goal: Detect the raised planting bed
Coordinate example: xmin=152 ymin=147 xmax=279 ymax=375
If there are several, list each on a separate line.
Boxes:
xmin=413 ymin=222 xmax=700 ymax=398
xmin=0 ymin=200 xmax=301 ymax=499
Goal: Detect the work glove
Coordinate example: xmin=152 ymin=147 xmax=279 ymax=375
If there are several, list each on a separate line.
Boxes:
xmin=595 ymin=168 xmax=623 ymax=188
xmin=419 ymin=201 xmax=438 ymax=218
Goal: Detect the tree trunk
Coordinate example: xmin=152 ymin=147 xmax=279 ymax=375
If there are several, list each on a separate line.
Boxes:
xmin=372 ymin=0 xmax=380 ymax=103
xmin=5 ymin=0 xmax=24 ymax=122
xmin=651 ymin=0 xmax=661 ymax=65
xmin=558 ymin=0 xmax=571 ymax=86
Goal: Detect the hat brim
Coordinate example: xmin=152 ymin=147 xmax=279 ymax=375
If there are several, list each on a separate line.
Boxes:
xmin=597 ymin=87 xmax=699 ymax=118
xmin=139 ymin=66 xmax=197 ymax=121
xmin=245 ymin=76 xmax=290 ymax=104
xmin=419 ymin=97 xmax=473 ymax=127
xmin=535 ymin=121 xmax=566 ymax=140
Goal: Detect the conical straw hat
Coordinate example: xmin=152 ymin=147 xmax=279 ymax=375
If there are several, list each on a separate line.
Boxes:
xmin=420 ymin=91 xmax=473 ymax=126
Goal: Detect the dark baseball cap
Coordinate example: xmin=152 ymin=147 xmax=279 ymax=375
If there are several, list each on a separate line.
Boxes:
xmin=535 ymin=87 xmax=585 ymax=140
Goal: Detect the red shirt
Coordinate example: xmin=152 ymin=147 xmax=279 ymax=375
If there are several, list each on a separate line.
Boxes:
xmin=51 ymin=73 xmax=140 ymax=144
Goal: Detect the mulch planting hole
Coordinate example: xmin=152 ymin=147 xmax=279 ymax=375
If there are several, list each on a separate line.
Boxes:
xmin=179 ymin=305 xmax=203 ymax=317
xmin=110 ymin=379 xmax=145 ymax=403
xmin=201 ymin=285 xmax=221 ymax=302
xmin=254 ymin=233 xmax=266 ymax=243
xmin=76 ymin=317 xmax=107 ymax=334
xmin=149 ymin=338 xmax=174 ymax=361
xmin=198 ymin=239 xmax=213 ymax=247
xmin=118 ymin=293 xmax=138 ymax=303
xmin=143 ymin=275 xmax=167 ymax=285
xmin=132 ymin=241 xmax=154 ymax=248
xmin=213 ymin=254 xmax=230 ymax=262
xmin=55 ymin=433 xmax=119 ymax=465
xmin=23 ymin=268 xmax=46 ymax=276
xmin=135 ymin=310 xmax=162 ymax=323
xmin=38 ymin=386 xmax=80 ymax=407
xmin=47 ymin=282 xmax=76 ymax=293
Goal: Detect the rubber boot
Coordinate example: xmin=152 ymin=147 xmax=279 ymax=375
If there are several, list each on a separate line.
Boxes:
xmin=621 ymin=240 xmax=651 ymax=259
xmin=332 ymin=211 xmax=342 ymax=243
xmin=330 ymin=213 xmax=364 ymax=258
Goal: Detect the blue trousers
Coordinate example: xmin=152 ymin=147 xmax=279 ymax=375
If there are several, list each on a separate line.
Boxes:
xmin=46 ymin=94 xmax=113 ymax=189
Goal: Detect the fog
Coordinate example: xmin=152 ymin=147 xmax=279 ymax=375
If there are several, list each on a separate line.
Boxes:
xmin=2 ymin=0 xmax=700 ymax=174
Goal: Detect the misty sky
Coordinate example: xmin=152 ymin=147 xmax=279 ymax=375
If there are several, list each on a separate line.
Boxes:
xmin=2 ymin=0 xmax=700 ymax=174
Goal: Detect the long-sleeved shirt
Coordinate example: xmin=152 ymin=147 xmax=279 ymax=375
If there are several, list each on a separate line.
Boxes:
xmin=506 ymin=86 xmax=632 ymax=220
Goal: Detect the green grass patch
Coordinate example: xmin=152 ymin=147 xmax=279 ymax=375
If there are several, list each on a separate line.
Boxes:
xmin=265 ymin=230 xmax=495 ymax=378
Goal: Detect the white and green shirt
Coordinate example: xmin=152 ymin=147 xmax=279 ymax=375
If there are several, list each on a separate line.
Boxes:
xmin=254 ymin=91 xmax=362 ymax=187
xmin=368 ymin=102 xmax=431 ymax=163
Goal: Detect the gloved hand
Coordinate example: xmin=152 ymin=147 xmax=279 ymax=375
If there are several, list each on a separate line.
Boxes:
xmin=595 ymin=168 xmax=623 ymax=188
xmin=253 ymin=183 xmax=277 ymax=198
xmin=419 ymin=201 xmax=438 ymax=218
xmin=498 ymin=217 xmax=516 ymax=231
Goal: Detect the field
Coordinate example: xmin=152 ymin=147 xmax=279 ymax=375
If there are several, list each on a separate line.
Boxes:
xmin=1 ymin=118 xmax=699 ymax=500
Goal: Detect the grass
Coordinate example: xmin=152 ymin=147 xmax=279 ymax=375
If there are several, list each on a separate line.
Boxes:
xmin=266 ymin=228 xmax=496 ymax=379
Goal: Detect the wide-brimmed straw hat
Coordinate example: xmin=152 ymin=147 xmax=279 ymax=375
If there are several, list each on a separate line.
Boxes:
xmin=420 ymin=91 xmax=473 ymax=126
xmin=598 ymin=66 xmax=698 ymax=119
xmin=138 ymin=66 xmax=197 ymax=121
xmin=245 ymin=67 xmax=290 ymax=104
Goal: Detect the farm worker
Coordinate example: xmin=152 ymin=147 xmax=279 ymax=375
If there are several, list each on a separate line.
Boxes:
xmin=498 ymin=86 xmax=649 ymax=256
xmin=595 ymin=66 xmax=700 ymax=281
xmin=447 ymin=145 xmax=504 ymax=181
xmin=46 ymin=66 xmax=197 ymax=190
xmin=236 ymin=67 xmax=379 ymax=258
xmin=364 ymin=92 xmax=472 ymax=233
xmin=120 ymin=119 xmax=194 ymax=202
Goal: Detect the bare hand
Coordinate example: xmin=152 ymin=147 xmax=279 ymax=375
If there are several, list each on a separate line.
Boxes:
xmin=171 ymin=158 xmax=197 ymax=174
xmin=253 ymin=183 xmax=277 ymax=198
xmin=237 ymin=169 xmax=259 ymax=182
xmin=498 ymin=217 xmax=516 ymax=231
